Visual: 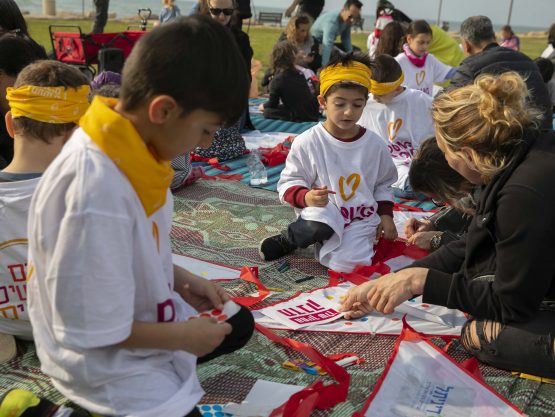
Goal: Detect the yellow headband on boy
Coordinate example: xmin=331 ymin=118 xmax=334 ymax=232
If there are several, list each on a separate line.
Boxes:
xmin=319 ymin=61 xmax=372 ymax=97
xmin=370 ymin=73 xmax=404 ymax=95
xmin=6 ymin=85 xmax=90 ymax=124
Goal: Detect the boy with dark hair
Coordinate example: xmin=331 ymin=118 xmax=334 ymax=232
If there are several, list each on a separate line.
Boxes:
xmin=260 ymin=53 xmax=398 ymax=272
xmin=310 ymin=0 xmax=364 ymax=66
xmin=358 ymin=54 xmax=434 ymax=198
xmin=13 ymin=16 xmax=254 ymax=417
xmin=0 ymin=59 xmax=89 ymax=355
xmin=0 ymin=34 xmax=41 ymax=167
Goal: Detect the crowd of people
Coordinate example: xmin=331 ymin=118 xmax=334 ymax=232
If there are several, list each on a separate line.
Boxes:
xmin=0 ymin=0 xmax=554 ymax=415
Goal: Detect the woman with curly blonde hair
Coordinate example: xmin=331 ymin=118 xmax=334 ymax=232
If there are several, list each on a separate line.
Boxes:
xmin=340 ymin=72 xmax=555 ymax=378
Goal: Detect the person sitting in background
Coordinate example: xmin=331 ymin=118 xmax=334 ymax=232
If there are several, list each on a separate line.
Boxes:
xmin=499 ymin=24 xmax=520 ymax=51
xmin=366 ymin=0 xmax=411 ymax=58
xmin=0 ymin=35 xmax=41 ymax=169
xmin=261 ymin=41 xmax=319 ymax=122
xmin=534 ymin=57 xmax=555 ymax=112
xmin=373 ymin=21 xmax=405 ymax=58
xmin=310 ymin=0 xmax=363 ymax=66
xmin=159 ymin=0 xmax=182 ymax=24
xmin=540 ymin=23 xmax=555 ymax=66
xmin=0 ymin=0 xmax=47 ymax=59
xmin=450 ymin=15 xmax=552 ymax=129
xmin=404 ymin=137 xmax=475 ymax=251
xmin=278 ymin=15 xmax=322 ymax=72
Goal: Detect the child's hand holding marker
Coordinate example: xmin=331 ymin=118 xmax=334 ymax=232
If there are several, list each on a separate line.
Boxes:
xmin=305 ymin=186 xmax=335 ymax=207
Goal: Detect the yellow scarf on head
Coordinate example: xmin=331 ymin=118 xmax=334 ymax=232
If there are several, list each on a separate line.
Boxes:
xmin=6 ymin=85 xmax=90 ymax=124
xmin=319 ymin=61 xmax=372 ymax=97
xmin=370 ymin=73 xmax=405 ymax=95
xmin=80 ymin=97 xmax=174 ymax=217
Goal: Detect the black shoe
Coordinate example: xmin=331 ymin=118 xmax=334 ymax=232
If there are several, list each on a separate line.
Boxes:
xmin=259 ymin=234 xmax=296 ymax=261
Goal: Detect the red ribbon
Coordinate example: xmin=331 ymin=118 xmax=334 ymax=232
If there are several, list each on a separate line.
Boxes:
xmin=190 ymin=154 xmax=232 ymax=171
xmin=200 ymin=173 xmax=243 ymax=181
xmin=328 ymin=239 xmax=428 ymax=286
xmin=232 ymin=267 xmax=271 ymax=307
xmin=256 ymin=324 xmax=350 ymax=417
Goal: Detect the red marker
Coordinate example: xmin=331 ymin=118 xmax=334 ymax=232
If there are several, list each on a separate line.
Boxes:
xmin=327 ymin=190 xmax=337 ymax=195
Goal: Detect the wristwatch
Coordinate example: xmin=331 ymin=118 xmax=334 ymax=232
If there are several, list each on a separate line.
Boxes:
xmin=429 ymin=232 xmax=444 ymax=252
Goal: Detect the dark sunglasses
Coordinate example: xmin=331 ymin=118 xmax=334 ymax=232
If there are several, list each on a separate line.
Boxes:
xmin=209 ymin=7 xmax=234 ymax=16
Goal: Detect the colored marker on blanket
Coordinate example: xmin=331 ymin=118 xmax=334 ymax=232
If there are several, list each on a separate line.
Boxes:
xmin=327 ymin=190 xmax=336 ymax=194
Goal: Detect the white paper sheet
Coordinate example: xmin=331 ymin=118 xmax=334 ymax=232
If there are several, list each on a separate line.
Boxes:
xmin=172 ymin=254 xmax=240 ymax=280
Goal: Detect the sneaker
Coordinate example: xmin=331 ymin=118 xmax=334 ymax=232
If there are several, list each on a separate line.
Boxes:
xmin=259 ymin=234 xmax=296 ymax=261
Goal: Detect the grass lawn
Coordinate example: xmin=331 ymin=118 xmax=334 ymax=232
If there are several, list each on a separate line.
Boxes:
xmin=27 ymin=18 xmax=547 ymax=86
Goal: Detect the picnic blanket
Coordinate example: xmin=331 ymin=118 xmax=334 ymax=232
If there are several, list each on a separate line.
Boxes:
xmin=1 ymin=179 xmax=553 ymax=417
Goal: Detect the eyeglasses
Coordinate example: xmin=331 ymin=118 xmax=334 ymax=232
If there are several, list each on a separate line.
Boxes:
xmin=209 ymin=7 xmax=234 ymax=16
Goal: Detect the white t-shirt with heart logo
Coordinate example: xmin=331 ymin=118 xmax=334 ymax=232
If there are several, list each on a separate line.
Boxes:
xmin=395 ymin=52 xmax=452 ymax=96
xmin=358 ymin=87 xmax=435 ymax=189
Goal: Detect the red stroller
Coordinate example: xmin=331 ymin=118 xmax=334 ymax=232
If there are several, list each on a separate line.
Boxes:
xmin=49 ymin=9 xmax=151 ymax=77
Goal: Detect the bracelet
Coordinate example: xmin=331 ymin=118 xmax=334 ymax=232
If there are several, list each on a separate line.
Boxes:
xmin=429 ymin=232 xmax=443 ymax=252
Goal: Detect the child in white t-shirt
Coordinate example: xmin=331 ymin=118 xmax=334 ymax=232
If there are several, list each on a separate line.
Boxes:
xmin=18 ymin=17 xmax=254 ymax=417
xmin=0 ymin=61 xmax=89 ymax=346
xmin=259 ymin=53 xmax=398 ymax=273
xmin=358 ymin=54 xmax=435 ymax=199
xmin=395 ymin=20 xmax=455 ymax=96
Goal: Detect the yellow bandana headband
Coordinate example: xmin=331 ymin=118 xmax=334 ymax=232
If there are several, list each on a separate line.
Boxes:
xmin=370 ymin=73 xmax=404 ymax=95
xmin=6 ymin=85 xmax=90 ymax=124
xmin=319 ymin=61 xmax=372 ymax=97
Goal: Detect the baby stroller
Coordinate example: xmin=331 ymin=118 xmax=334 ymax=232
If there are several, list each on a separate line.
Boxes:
xmin=49 ymin=9 xmax=152 ymax=79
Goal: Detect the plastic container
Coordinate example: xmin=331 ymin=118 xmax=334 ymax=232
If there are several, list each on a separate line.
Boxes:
xmin=247 ymin=150 xmax=268 ymax=186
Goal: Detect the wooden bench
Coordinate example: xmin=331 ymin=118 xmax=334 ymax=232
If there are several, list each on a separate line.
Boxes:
xmin=257 ymin=11 xmax=283 ymax=26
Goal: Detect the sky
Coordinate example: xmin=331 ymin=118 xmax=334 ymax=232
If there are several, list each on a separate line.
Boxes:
xmin=256 ymin=0 xmax=554 ymax=28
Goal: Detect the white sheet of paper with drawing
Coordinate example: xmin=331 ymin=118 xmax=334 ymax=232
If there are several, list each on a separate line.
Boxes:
xmin=362 ymin=336 xmax=523 ymax=417
xmin=222 ymin=380 xmax=305 ymax=417
xmin=393 ymin=210 xmax=434 ymax=239
xmin=172 ymin=254 xmax=240 ymax=280
xmin=254 ymin=284 xmax=467 ymax=336
xmin=258 ymin=292 xmax=344 ymax=330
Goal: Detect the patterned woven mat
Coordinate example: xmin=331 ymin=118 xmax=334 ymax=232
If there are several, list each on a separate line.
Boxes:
xmin=1 ymin=179 xmax=553 ymax=417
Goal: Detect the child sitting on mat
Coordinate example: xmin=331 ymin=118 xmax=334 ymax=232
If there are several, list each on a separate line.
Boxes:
xmin=259 ymin=53 xmax=398 ymax=273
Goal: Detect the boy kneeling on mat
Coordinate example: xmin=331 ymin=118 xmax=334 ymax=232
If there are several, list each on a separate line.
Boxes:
xmin=260 ymin=53 xmax=398 ymax=273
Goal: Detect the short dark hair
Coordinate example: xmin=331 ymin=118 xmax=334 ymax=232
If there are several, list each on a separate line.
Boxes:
xmin=548 ymin=23 xmax=555 ymax=48
xmin=0 ymin=34 xmax=38 ymax=77
xmin=409 ymin=137 xmax=472 ymax=204
xmin=344 ymin=0 xmax=363 ymax=10
xmin=12 ymin=60 xmax=89 ymax=143
xmin=120 ymin=15 xmax=249 ymax=126
xmin=0 ymin=0 xmax=30 ymax=36
xmin=323 ymin=52 xmax=373 ymax=98
xmin=270 ymin=41 xmax=297 ymax=73
xmin=534 ymin=57 xmax=554 ymax=83
xmin=407 ymin=19 xmax=432 ymax=37
xmin=501 ymin=25 xmax=514 ymax=37
xmin=372 ymin=54 xmax=402 ymax=83
xmin=460 ymin=16 xmax=496 ymax=46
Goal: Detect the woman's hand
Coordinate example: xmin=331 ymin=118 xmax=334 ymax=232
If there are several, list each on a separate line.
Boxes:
xmin=376 ymin=215 xmax=398 ymax=241
xmin=340 ymin=268 xmax=428 ymax=316
xmin=407 ymin=231 xmax=438 ymax=250
xmin=404 ymin=218 xmax=433 ymax=238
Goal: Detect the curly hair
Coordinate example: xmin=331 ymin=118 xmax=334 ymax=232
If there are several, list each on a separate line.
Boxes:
xmin=270 ymin=40 xmax=297 ymax=73
xmin=432 ymin=72 xmax=543 ymax=181
xmin=285 ymin=15 xmax=312 ymax=43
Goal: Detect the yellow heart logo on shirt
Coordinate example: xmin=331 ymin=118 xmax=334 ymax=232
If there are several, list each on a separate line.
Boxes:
xmin=339 ymin=173 xmax=361 ymax=202
xmin=416 ymin=70 xmax=426 ymax=86
xmin=387 ymin=119 xmax=403 ymax=142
